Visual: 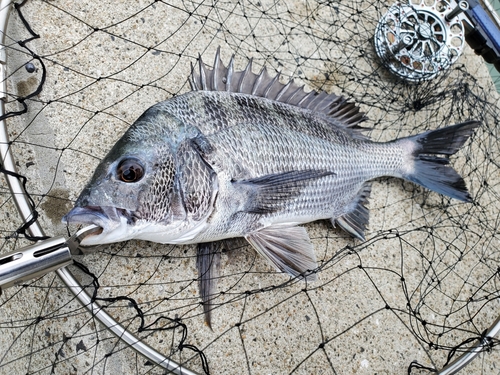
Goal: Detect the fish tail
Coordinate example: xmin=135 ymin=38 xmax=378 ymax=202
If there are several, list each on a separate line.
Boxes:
xmin=401 ymin=120 xmax=481 ymax=202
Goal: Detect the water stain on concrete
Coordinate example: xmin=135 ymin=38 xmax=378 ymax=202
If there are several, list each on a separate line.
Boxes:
xmin=41 ymin=188 xmax=72 ymax=224
xmin=16 ymin=76 xmax=39 ymax=98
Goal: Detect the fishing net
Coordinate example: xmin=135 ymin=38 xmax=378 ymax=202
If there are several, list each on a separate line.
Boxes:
xmin=0 ymin=0 xmax=499 ymax=374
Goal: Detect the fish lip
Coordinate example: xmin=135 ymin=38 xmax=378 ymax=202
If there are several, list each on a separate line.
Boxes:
xmin=62 ymin=206 xmax=110 ymax=228
xmin=63 ymin=205 xmax=134 ymax=230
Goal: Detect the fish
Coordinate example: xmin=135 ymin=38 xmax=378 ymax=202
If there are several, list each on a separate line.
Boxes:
xmin=63 ymin=48 xmax=480 ymax=327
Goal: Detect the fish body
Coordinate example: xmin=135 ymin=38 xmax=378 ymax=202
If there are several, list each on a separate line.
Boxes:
xmin=64 ymin=50 xmax=479 ymax=283
xmin=117 ymin=90 xmax=386 ymax=245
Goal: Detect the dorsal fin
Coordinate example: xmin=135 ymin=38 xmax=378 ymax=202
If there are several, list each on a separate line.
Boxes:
xmin=189 ymin=47 xmax=367 ymax=129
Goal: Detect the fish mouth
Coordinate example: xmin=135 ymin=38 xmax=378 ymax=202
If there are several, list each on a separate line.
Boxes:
xmin=62 ymin=206 xmax=135 ymax=246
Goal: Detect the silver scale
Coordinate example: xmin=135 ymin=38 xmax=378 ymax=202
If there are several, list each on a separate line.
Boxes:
xmin=374 ymin=0 xmax=471 ymax=81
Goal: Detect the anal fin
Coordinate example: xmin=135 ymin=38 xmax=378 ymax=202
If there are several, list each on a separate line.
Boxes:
xmin=333 ymin=183 xmax=371 ymax=241
xmin=245 ymin=225 xmax=317 ymax=281
xmin=196 ymin=241 xmax=222 ymax=329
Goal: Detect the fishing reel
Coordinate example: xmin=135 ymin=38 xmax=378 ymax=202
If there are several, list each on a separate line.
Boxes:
xmin=374 ymin=0 xmax=471 ymax=82
xmin=375 ymin=0 xmax=500 ymax=82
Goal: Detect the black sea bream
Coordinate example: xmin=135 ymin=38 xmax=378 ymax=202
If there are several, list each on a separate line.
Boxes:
xmin=64 ymin=49 xmax=479 ymax=325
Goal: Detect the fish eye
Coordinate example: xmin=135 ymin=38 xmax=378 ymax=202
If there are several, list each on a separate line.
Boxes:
xmin=117 ymin=158 xmax=144 ymax=183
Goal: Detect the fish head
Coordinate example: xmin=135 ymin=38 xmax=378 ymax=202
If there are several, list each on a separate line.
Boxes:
xmin=63 ymin=108 xmax=200 ymax=246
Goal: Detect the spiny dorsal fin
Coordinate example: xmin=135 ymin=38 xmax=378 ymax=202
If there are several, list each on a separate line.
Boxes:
xmin=189 ymin=47 xmax=367 ymax=129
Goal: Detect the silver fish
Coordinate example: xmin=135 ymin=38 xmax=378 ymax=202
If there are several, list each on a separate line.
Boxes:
xmin=63 ymin=49 xmax=479 ymax=326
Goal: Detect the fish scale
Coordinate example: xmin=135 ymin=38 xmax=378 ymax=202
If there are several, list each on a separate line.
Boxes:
xmin=198 ymin=115 xmax=397 ymax=216
xmin=63 ymin=49 xmax=480 ymax=327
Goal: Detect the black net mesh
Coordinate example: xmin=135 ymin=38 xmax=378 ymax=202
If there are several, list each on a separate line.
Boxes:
xmin=0 ymin=0 xmax=499 ymax=374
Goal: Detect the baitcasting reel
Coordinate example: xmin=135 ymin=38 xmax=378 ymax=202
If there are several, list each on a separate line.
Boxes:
xmin=374 ymin=0 xmax=470 ymax=82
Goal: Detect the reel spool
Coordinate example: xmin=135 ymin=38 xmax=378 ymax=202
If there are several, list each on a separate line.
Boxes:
xmin=374 ymin=0 xmax=470 ymax=82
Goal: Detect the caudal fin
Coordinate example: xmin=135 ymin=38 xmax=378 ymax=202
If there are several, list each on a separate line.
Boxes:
xmin=403 ymin=121 xmax=480 ymax=202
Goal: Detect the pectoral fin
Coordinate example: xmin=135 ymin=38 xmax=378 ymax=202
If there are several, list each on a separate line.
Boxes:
xmin=245 ymin=225 xmax=318 ymax=281
xmin=332 ymin=183 xmax=371 ymax=241
xmin=196 ymin=241 xmax=222 ymax=329
xmin=234 ymin=169 xmax=334 ymax=214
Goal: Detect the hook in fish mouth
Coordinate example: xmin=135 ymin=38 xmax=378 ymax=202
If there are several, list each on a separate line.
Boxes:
xmin=62 ymin=206 xmax=135 ymax=245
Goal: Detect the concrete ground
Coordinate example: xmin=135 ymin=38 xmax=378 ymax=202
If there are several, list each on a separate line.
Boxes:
xmin=0 ymin=1 xmax=499 ymax=374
